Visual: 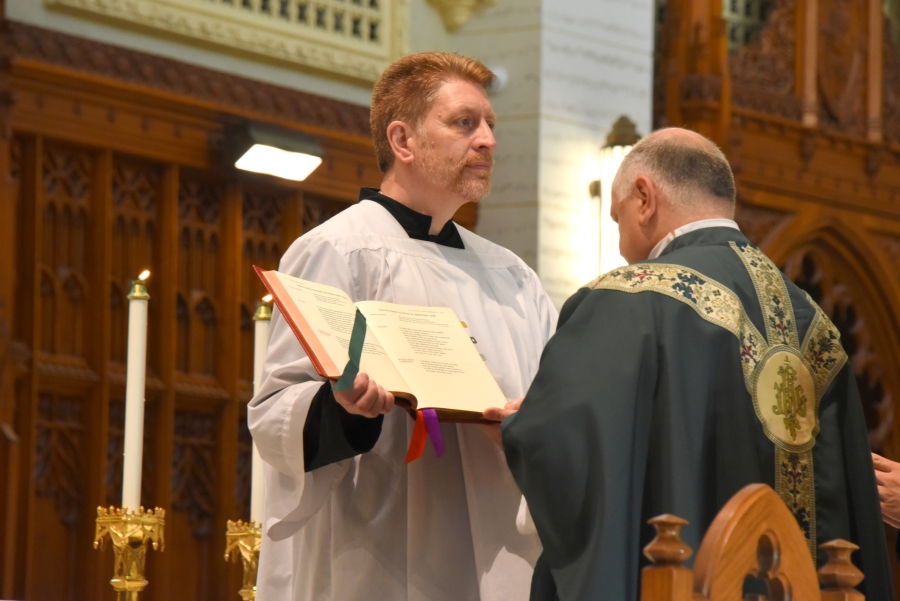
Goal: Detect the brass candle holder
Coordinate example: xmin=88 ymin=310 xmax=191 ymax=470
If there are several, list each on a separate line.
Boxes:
xmin=225 ymin=520 xmax=262 ymax=601
xmin=94 ymin=506 xmax=165 ymax=601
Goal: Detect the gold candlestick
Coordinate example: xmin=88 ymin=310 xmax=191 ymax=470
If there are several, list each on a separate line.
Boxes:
xmin=94 ymin=506 xmax=165 ymax=601
xmin=225 ymin=520 xmax=262 ymax=601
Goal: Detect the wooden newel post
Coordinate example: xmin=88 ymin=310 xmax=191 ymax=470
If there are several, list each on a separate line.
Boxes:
xmin=640 ymin=514 xmax=694 ymax=601
xmin=819 ymin=539 xmax=865 ymax=601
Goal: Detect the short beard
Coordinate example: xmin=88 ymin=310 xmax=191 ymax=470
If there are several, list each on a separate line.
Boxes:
xmin=418 ymin=134 xmax=492 ymax=203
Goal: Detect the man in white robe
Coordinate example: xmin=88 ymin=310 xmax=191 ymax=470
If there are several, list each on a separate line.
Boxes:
xmin=249 ymin=52 xmax=557 ymax=601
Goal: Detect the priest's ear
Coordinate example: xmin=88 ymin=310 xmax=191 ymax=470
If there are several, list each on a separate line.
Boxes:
xmin=633 ymin=174 xmax=659 ymax=226
xmin=386 ymin=121 xmax=417 ymax=166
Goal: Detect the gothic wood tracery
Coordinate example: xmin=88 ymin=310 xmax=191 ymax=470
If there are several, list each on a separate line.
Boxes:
xmin=817 ymin=0 xmax=868 ymax=135
xmin=177 ymin=179 xmax=224 ymax=379
xmin=783 ymin=248 xmax=895 ymax=451
xmin=2 ymin=16 xmax=383 ymax=601
xmin=729 ymin=0 xmax=801 ymax=120
xmin=172 ymin=409 xmax=218 ymax=540
xmin=41 ymin=145 xmax=92 ymax=360
xmin=34 ymin=393 xmax=84 ymax=528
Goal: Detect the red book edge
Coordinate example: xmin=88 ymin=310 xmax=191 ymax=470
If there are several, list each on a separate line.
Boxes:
xmin=253 ymin=266 xmax=342 ymax=380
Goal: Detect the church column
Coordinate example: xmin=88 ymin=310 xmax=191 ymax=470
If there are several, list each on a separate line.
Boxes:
xmin=447 ymin=0 xmax=654 ymax=306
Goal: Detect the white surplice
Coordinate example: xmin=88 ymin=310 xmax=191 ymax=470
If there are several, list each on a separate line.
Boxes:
xmin=248 ymin=200 xmax=558 ymax=601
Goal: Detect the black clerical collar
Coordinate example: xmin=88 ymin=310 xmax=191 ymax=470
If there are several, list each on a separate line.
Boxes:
xmin=359 ymin=188 xmax=465 ymax=249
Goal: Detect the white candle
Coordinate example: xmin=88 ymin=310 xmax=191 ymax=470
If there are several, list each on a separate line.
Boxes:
xmin=250 ymin=296 xmax=273 ymax=525
xmin=122 ymin=270 xmax=150 ymax=512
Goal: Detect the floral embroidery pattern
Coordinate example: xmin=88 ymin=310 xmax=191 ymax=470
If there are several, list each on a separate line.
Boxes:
xmin=802 ymin=310 xmax=849 ymax=398
xmin=588 ymin=244 xmax=847 ymax=563
xmin=732 ymin=242 xmax=800 ymax=348
xmin=776 ymin=448 xmax=816 ymax=559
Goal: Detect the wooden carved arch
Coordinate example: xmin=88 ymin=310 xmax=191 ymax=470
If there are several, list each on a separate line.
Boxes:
xmin=764 ymin=223 xmax=900 ymax=456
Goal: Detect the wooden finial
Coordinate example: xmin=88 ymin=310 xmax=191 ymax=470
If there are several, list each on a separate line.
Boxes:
xmin=818 ymin=539 xmax=864 ymax=601
xmin=644 ymin=514 xmax=693 ymax=566
xmin=641 ymin=515 xmax=694 ymax=601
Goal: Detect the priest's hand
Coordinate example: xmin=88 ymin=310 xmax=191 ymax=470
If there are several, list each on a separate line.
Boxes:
xmin=481 ymin=398 xmax=524 ymax=449
xmin=483 ymin=397 xmax=524 ymax=422
xmin=873 ymin=453 xmax=900 ymax=528
xmin=333 ymin=373 xmax=395 ymax=418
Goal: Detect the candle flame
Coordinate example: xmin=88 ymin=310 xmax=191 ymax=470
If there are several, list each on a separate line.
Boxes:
xmin=262 ymin=294 xmax=273 ymax=303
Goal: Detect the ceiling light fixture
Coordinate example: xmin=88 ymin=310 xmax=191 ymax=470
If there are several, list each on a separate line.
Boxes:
xmin=225 ymin=122 xmax=324 ymax=182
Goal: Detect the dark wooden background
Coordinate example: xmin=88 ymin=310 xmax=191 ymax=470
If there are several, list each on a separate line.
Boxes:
xmin=5 ymin=0 xmax=900 ymax=597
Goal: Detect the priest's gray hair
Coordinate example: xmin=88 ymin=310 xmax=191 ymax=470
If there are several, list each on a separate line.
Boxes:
xmin=612 ymin=128 xmax=736 ymax=212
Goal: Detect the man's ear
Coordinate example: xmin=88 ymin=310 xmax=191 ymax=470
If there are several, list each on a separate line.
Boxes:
xmin=386 ymin=121 xmax=416 ymax=165
xmin=633 ymin=175 xmax=658 ymax=226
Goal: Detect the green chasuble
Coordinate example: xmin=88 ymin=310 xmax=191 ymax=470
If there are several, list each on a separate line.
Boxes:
xmin=502 ymin=227 xmax=894 ymax=601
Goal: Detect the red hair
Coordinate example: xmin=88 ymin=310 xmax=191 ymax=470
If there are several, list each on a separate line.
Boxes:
xmin=370 ymin=52 xmax=494 ymax=173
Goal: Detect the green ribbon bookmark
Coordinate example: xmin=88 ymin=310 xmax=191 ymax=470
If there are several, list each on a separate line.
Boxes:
xmin=334 ymin=309 xmax=367 ymax=391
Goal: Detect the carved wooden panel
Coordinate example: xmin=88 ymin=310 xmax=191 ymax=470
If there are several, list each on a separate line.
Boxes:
xmin=9 ymin=21 xmax=372 ymax=140
xmin=304 ymin=193 xmax=351 ymax=231
xmin=1 ymin=18 xmax=382 ymax=601
xmin=733 ymin=202 xmax=792 ymax=246
xmin=817 ymin=0 xmax=868 ymax=135
xmin=177 ymin=179 xmax=223 ymax=378
xmin=172 ymin=410 xmax=217 ymax=539
xmin=883 ymin=17 xmax=900 ymax=144
xmin=34 ymin=393 xmax=84 ymax=527
xmin=784 ymin=250 xmax=894 ymax=451
xmin=111 ymin=158 xmax=161 ymax=366
xmin=241 ymin=188 xmax=286 ymax=382
xmin=40 ymin=145 xmax=92 ymax=359
xmin=730 ymin=0 xmax=802 ymax=120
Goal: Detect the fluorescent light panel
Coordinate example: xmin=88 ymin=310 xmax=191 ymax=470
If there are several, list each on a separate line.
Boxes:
xmin=235 ymin=144 xmax=323 ymax=181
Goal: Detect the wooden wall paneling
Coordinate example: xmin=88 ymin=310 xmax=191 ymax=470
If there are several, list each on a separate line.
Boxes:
xmin=82 ymin=148 xmax=113 ymax=600
xmin=145 ymin=163 xmax=179 ymax=601
xmin=868 ymin=0 xmax=884 ymax=143
xmin=284 ymin=191 xmax=305 ymax=248
xmin=9 ymin=76 xmax=215 ymax=170
xmin=0 ymin=127 xmax=16 ymax=597
xmin=15 ymin=134 xmax=40 ymax=600
xmin=800 ymin=0 xmax=818 ymax=127
xmin=4 ymin=134 xmax=37 ymax=599
xmin=220 ymin=180 xmax=243 ymax=597
xmin=30 ymin=139 xmax=95 ymax=601
xmin=172 ymin=172 xmax=227 ymax=601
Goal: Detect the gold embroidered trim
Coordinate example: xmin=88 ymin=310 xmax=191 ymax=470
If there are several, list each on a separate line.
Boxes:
xmin=731 ymin=242 xmax=800 ymax=348
xmin=801 ymin=309 xmax=849 ymax=398
xmin=776 ymin=447 xmax=817 ymax=560
xmin=587 ymin=265 xmax=768 ymax=387
xmin=587 ymin=246 xmax=847 ymax=562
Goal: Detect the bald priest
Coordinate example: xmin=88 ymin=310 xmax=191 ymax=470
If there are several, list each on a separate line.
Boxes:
xmin=498 ymin=129 xmax=894 ymax=600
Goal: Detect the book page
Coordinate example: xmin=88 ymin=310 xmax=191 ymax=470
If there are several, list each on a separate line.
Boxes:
xmin=356 ymin=301 xmax=508 ymax=414
xmin=260 ymin=270 xmax=411 ymax=394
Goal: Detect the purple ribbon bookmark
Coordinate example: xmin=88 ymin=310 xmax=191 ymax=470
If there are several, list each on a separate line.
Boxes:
xmin=421 ymin=409 xmax=445 ymax=458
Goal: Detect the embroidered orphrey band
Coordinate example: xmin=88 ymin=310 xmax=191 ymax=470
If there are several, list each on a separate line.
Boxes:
xmin=587 ymin=242 xmax=846 ymax=560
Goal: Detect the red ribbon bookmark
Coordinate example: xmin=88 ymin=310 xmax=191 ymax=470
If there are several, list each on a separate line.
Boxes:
xmin=405 ymin=411 xmax=428 ymax=464
xmin=404 ymin=409 xmax=445 ymax=464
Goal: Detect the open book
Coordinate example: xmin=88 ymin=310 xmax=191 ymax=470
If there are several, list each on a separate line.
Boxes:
xmin=256 ymin=267 xmax=508 ymax=422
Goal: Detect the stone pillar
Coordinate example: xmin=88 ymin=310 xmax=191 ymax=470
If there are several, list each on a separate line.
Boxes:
xmin=448 ymin=0 xmax=654 ymax=307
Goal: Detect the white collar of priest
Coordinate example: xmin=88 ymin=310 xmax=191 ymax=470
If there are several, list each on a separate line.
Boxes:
xmin=647 ymin=218 xmax=741 ymax=260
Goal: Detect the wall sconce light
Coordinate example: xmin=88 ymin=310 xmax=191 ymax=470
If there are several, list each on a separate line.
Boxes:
xmin=224 ymin=122 xmax=324 ymax=182
xmin=592 ymin=115 xmax=642 ymax=273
